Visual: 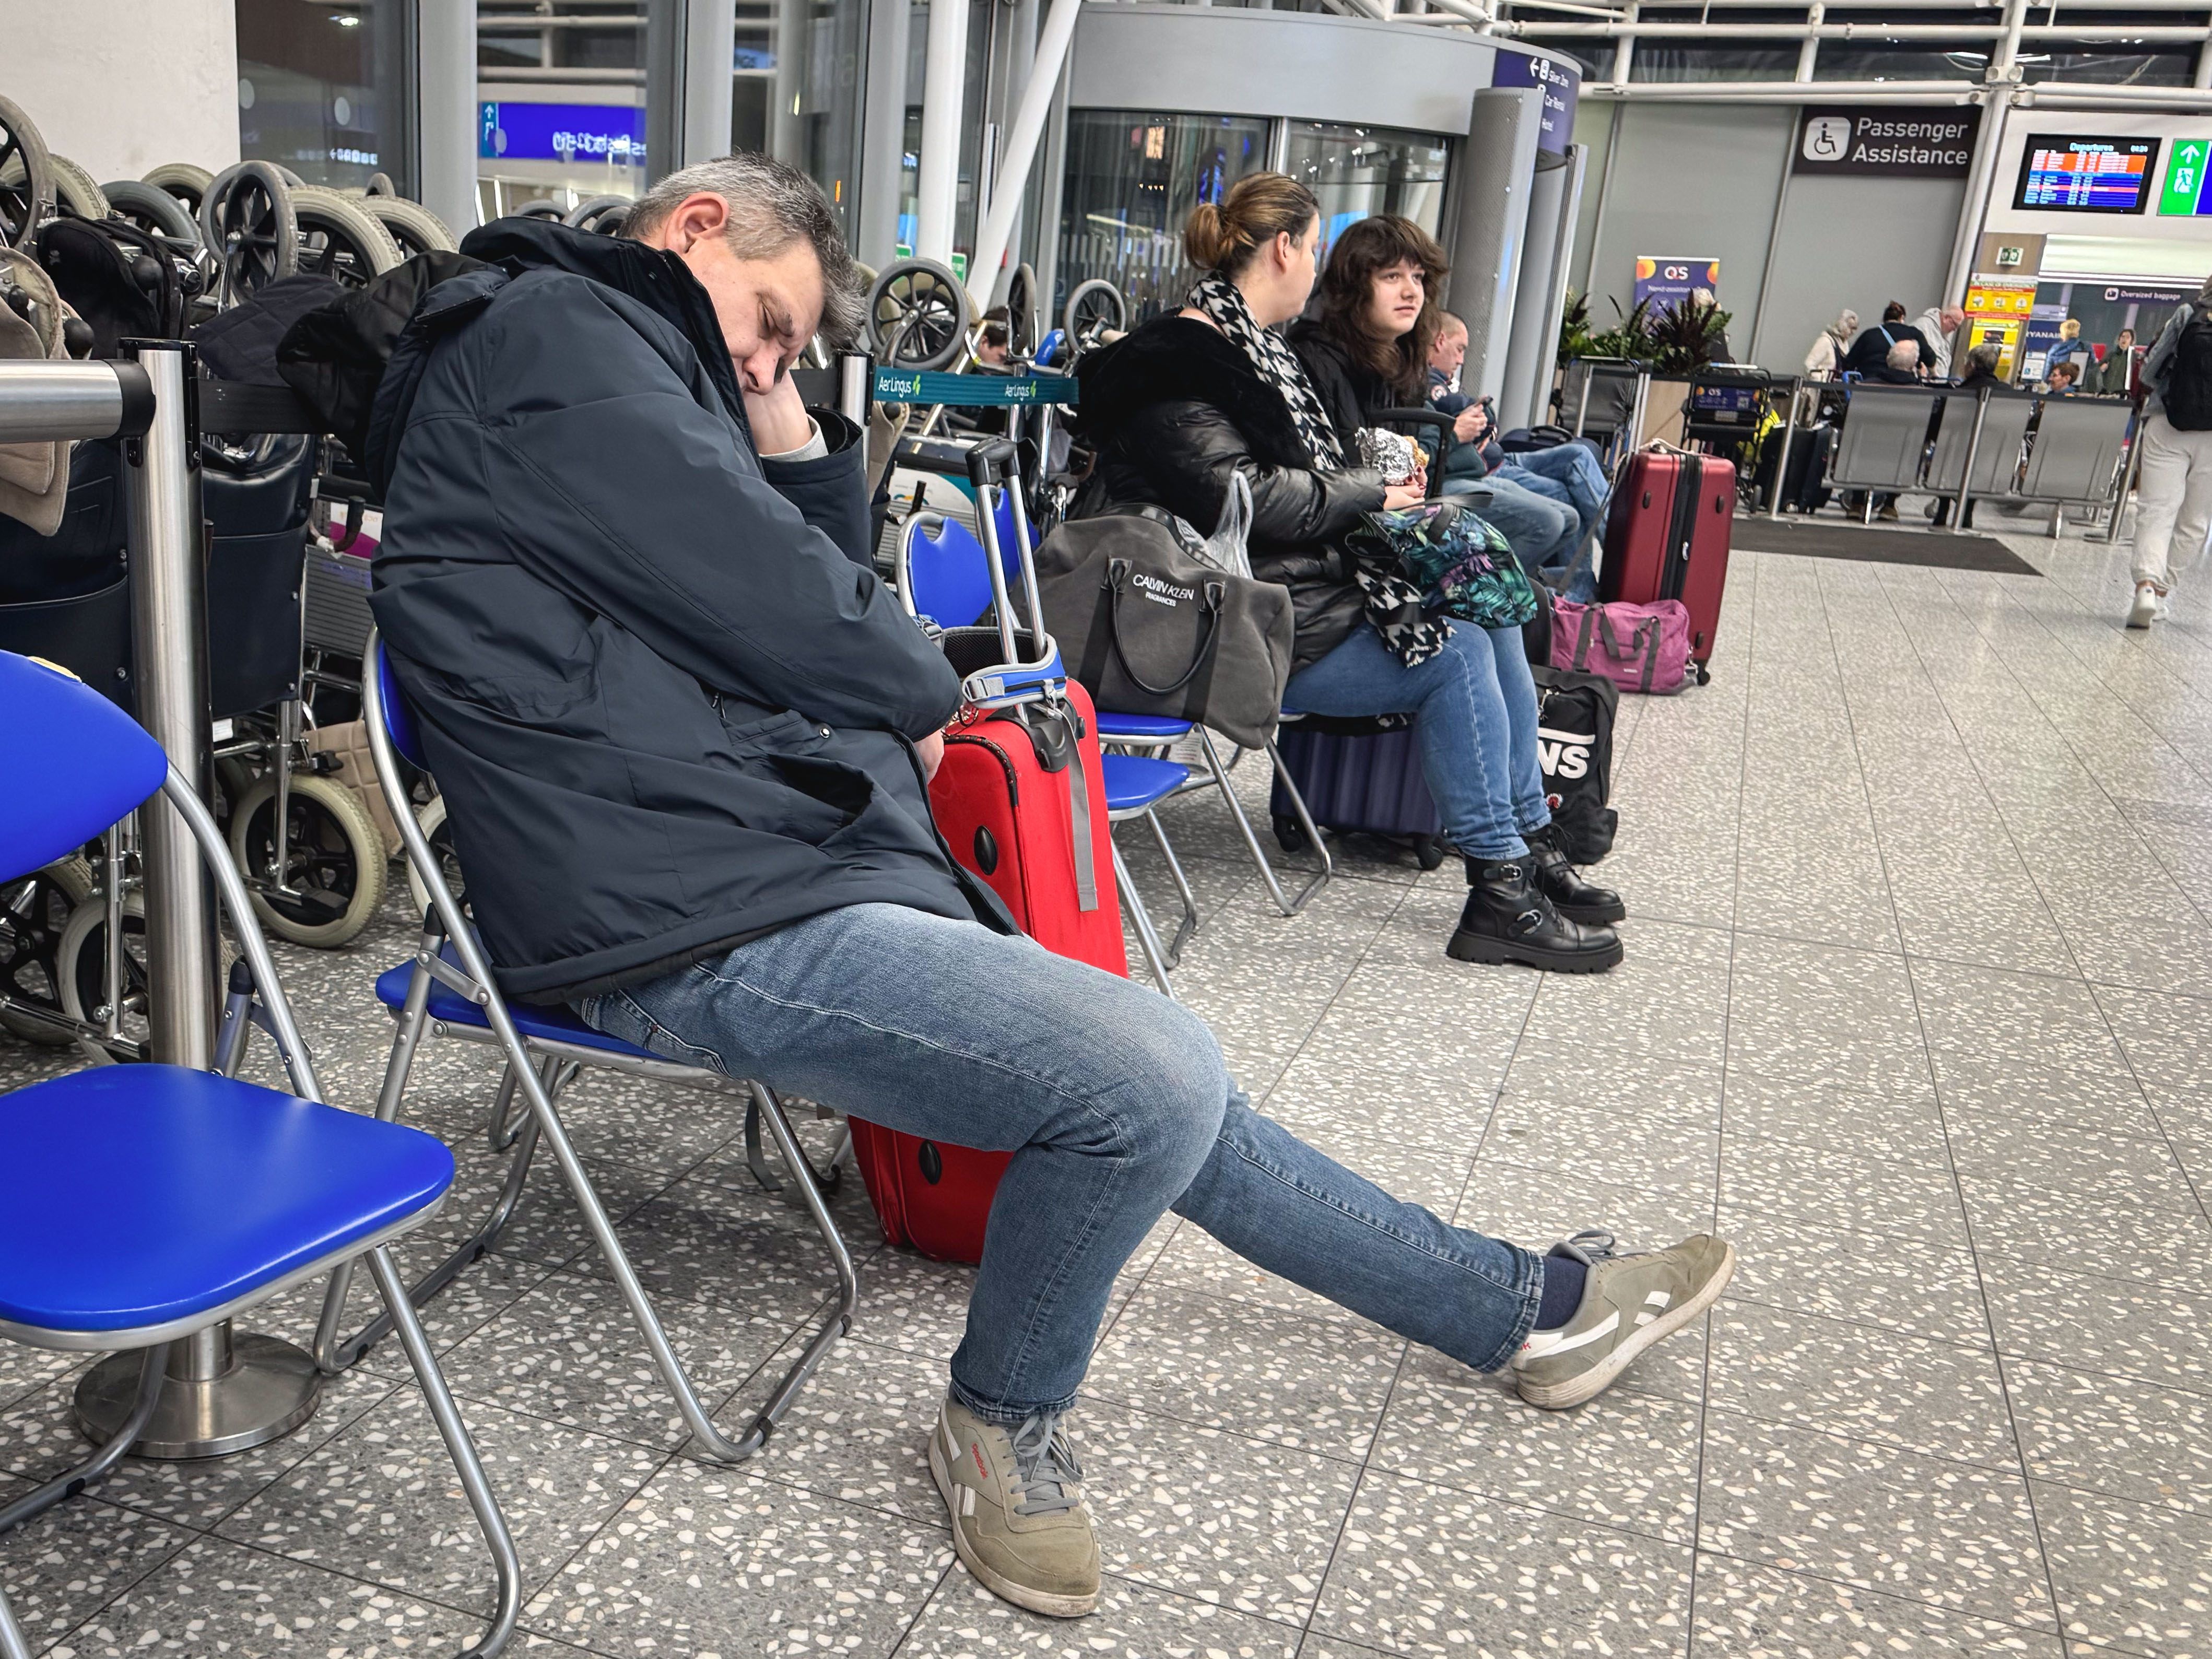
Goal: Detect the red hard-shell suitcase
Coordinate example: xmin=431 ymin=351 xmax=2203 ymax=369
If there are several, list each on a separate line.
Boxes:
xmin=848 ymin=449 xmax=1130 ymax=1265
xmin=1600 ymin=450 xmax=1735 ymax=683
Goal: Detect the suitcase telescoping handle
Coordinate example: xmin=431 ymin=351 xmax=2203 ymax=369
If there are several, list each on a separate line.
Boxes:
xmin=966 ymin=438 xmax=1050 ymax=670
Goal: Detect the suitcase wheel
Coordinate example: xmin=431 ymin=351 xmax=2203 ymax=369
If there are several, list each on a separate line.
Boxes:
xmin=1272 ymin=814 xmax=1308 ymax=854
xmin=1696 ymin=664 xmax=1711 ymax=687
xmin=1416 ymin=835 xmax=1449 ymax=872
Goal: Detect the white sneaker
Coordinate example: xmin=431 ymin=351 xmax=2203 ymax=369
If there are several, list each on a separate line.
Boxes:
xmin=2127 ymin=582 xmax=2162 ymax=629
xmin=2157 ymin=590 xmax=2173 ymax=621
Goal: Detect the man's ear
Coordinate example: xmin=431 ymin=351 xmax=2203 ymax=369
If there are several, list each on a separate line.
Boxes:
xmin=661 ymin=192 xmax=730 ymax=254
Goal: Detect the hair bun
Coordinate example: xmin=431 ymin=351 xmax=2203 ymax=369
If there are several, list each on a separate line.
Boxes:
xmin=1183 ymin=202 xmax=1234 ymax=271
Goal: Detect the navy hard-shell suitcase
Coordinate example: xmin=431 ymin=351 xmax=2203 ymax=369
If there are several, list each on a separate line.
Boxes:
xmin=1268 ymin=716 xmax=1450 ymax=871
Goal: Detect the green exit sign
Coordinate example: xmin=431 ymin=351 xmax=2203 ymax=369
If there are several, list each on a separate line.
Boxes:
xmin=2163 ymin=138 xmax=2211 ymax=216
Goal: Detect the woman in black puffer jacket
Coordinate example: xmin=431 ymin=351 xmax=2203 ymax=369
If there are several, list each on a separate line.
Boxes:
xmin=1072 ymin=176 xmax=1622 ymax=973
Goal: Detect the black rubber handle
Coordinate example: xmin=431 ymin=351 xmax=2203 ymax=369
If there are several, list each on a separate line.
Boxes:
xmin=967 ymin=438 xmax=1020 ymax=489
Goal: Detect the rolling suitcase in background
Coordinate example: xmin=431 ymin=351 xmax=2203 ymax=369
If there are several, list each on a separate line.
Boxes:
xmin=848 ymin=442 xmax=1129 ymax=1265
xmin=1600 ymin=448 xmax=1735 ymax=684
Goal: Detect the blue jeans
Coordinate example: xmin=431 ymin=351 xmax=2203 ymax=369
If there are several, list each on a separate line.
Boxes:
xmin=1497 ymin=444 xmax=1609 ymax=547
xmin=1440 ymin=474 xmax=1577 ymax=576
xmin=579 ymin=903 xmax=1544 ymax=1421
xmin=1285 ymin=619 xmax=1549 ymax=861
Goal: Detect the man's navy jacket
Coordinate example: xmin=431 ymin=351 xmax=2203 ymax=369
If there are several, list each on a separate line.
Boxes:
xmin=370 ymin=219 xmax=999 ymax=1002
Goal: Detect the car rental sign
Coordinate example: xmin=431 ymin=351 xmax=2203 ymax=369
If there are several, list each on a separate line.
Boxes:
xmin=1792 ymin=107 xmax=1980 ymax=178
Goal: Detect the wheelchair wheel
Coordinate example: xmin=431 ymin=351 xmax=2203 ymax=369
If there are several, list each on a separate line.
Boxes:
xmin=291 ymin=186 xmax=402 ymax=288
xmin=0 ymin=95 xmax=53 ymax=248
xmin=0 ymin=854 xmax=94 ymax=1044
xmin=100 ymin=178 xmax=204 ymax=248
xmin=140 ymin=161 xmax=214 ymax=219
xmin=56 ymin=888 xmax=149 ymax=1063
xmin=564 ymin=195 xmax=631 ymax=235
xmin=201 ymin=160 xmax=299 ymax=300
xmin=1063 ymin=278 xmax=1126 ymax=346
xmin=1003 ymin=262 xmax=1039 ymax=359
xmin=512 ymin=198 xmax=567 ymax=221
xmin=229 ymin=772 xmax=387 ymax=948
xmin=866 ymin=257 xmax=969 ymax=372
xmin=38 ymin=154 xmax=110 ymax=220
xmin=405 ymin=794 xmax=469 ymax=925
xmin=359 ymin=192 xmax=457 ymax=256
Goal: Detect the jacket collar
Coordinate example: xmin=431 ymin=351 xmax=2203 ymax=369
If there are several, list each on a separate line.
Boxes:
xmin=1075 ymin=314 xmax=1313 ymax=468
xmin=460 ymin=218 xmax=751 ymax=434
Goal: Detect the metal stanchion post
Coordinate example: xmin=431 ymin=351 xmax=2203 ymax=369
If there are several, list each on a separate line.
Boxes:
xmin=72 ymin=342 xmax=323 ymax=1458
xmin=1951 ymin=388 xmax=1991 ymax=534
xmin=2098 ymin=410 xmax=2146 ymax=544
xmin=838 ymin=350 xmax=873 ymax=427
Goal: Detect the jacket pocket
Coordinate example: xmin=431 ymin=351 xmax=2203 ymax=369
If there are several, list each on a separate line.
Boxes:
xmin=715 ymin=704 xmax=831 ymax=759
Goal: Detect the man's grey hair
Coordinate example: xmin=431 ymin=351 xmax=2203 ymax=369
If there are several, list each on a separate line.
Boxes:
xmin=625 ymin=153 xmax=866 ymax=350
xmin=1886 ymin=337 xmax=1920 ymax=370
xmin=1966 ymin=342 xmax=2002 ymax=374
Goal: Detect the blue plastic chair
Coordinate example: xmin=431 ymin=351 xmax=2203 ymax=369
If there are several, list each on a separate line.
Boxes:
xmin=311 ymin=636 xmax=858 ymax=1467
xmin=896 ymin=512 xmax=1198 ymax=988
xmin=0 ymin=651 xmax=519 ymax=1659
xmin=983 ymin=488 xmax=1332 ymax=917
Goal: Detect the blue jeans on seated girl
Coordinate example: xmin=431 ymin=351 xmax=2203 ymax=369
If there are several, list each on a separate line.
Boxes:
xmin=578 ymin=902 xmax=1545 ymax=1423
xmin=1284 ymin=618 xmax=1549 ymax=861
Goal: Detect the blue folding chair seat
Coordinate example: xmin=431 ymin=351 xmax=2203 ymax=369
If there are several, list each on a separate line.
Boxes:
xmin=373 ymin=948 xmax=660 ymax=1060
xmin=1101 ymin=753 xmax=1190 ymax=816
xmin=1095 ymin=710 xmax=1193 ymax=743
xmin=0 ymin=649 xmax=519 ymax=1659
xmin=0 ymin=1069 xmax=452 ymax=1335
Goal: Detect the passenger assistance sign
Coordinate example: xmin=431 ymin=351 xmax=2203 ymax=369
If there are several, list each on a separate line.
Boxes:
xmin=1793 ymin=108 xmax=1979 ymax=178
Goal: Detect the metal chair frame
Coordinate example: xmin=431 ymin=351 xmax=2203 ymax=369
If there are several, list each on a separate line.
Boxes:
xmin=310 ymin=637 xmax=858 ymax=1468
xmin=1830 ymin=384 xmax=1944 ymax=517
xmin=0 ymin=757 xmax=520 ymax=1659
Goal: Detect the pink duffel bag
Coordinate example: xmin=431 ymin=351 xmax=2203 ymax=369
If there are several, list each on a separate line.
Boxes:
xmin=1549 ymin=598 xmax=1693 ymax=695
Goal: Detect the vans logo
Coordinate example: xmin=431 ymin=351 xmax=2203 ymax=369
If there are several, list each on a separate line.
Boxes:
xmin=1537 ymin=725 xmax=1594 ymax=781
xmin=1131 ymin=571 xmax=1195 ymax=607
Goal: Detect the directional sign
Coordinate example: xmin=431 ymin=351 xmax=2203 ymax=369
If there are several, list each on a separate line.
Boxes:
xmin=2162 ymin=138 xmax=2212 ymax=217
xmin=872 ymin=368 xmax=1079 ymax=407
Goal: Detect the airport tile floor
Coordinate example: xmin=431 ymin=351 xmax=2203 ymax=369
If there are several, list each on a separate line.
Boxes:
xmin=6 ymin=504 xmax=2212 ymax=1656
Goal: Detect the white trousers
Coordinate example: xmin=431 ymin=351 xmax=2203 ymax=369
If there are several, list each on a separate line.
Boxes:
xmin=2131 ymin=414 xmax=2212 ymax=591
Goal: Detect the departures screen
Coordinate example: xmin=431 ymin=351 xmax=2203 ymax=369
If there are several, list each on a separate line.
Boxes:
xmin=2013 ymin=136 xmax=2161 ymax=214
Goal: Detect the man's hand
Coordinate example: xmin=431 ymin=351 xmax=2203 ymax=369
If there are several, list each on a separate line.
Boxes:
xmin=744 ymin=369 xmax=815 ymax=456
xmin=1453 ymin=404 xmax=1489 ymax=445
xmin=915 ymin=730 xmax=946 ymax=781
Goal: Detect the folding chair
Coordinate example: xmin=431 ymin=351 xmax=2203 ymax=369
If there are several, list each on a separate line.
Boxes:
xmin=984 ymin=487 xmax=1332 ymax=920
xmin=309 ymin=634 xmax=858 ymax=1466
xmin=895 ymin=509 xmax=1196 ymax=992
xmin=0 ymin=651 xmax=519 ymax=1659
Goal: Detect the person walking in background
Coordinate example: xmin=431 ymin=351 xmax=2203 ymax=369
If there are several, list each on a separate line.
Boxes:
xmin=2126 ymin=280 xmax=2212 ymax=628
xmin=1913 ymin=302 xmax=1966 ymax=377
xmin=1805 ymin=308 xmax=1858 ymax=378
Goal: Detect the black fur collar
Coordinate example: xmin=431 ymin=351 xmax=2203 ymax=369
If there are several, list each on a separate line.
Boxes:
xmin=1075 ymin=314 xmax=1312 ymax=469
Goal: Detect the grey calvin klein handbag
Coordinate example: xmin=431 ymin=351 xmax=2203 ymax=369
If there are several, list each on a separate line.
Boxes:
xmin=1032 ymin=510 xmax=1295 ymax=750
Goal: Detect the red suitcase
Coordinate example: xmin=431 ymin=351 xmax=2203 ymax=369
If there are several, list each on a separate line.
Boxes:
xmin=1600 ymin=449 xmax=1735 ymax=683
xmin=848 ymin=449 xmax=1131 ymax=1264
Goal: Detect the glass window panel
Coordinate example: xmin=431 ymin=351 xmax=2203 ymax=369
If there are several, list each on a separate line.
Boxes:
xmin=476 ymin=2 xmax=646 ymax=219
xmin=236 ymin=0 xmax=414 ymax=191
xmin=745 ymin=0 xmax=869 ymax=237
xmin=1055 ymin=111 xmax=1270 ymax=323
xmin=1281 ymin=121 xmax=1450 ymax=262
xmin=896 ymin=0 xmax=992 ymax=265
xmin=1630 ymin=45 xmax=1801 ymax=82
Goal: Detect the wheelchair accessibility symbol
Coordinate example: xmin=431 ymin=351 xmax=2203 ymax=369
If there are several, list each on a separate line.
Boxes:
xmin=1802 ymin=116 xmax=1851 ymax=162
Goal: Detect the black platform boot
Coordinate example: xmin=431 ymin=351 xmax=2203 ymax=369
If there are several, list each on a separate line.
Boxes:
xmin=1525 ymin=825 xmax=1626 ymax=925
xmin=1448 ymin=855 xmax=1623 ymax=973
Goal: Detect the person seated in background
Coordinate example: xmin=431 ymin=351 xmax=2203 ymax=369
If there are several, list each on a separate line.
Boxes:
xmin=1074 ymin=177 xmax=1626 ymax=972
xmin=1840 ymin=339 xmax=1923 ymax=521
xmin=1805 ymin=308 xmax=1858 ymax=379
xmin=973 ymin=306 xmax=1011 ymax=368
xmin=1931 ymin=344 xmax=2008 ymax=528
xmin=1842 ymin=300 xmax=1934 ymax=379
xmin=1426 ymin=312 xmax=1607 ymax=601
xmin=2042 ymin=360 xmax=2082 ymax=396
xmin=367 ymin=154 xmax=1733 ymax=1621
xmin=1913 ymin=302 xmax=1966 ymax=377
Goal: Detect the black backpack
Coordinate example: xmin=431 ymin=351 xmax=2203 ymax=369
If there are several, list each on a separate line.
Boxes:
xmin=2162 ymin=303 xmax=2212 ymax=432
xmin=1531 ymin=665 xmax=1618 ymax=864
xmin=36 ymin=214 xmax=189 ymax=359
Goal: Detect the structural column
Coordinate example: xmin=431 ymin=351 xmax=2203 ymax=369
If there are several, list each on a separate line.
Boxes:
xmin=916 ymin=0 xmax=970 ymax=265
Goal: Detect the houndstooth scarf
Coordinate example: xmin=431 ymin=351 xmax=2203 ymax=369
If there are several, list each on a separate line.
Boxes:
xmin=1186 ymin=276 xmax=1451 ymax=666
